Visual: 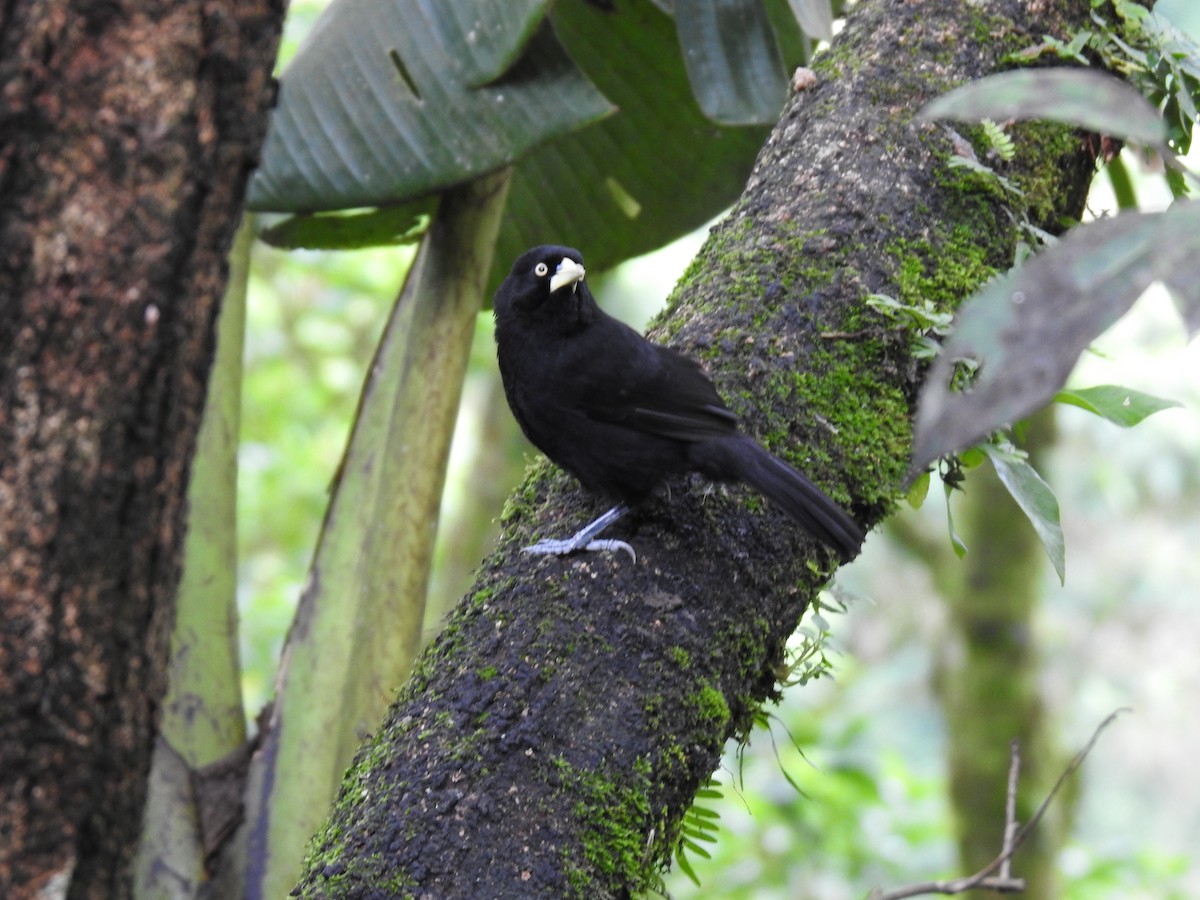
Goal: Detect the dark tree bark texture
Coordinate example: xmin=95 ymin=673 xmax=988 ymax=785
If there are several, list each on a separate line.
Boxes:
xmin=295 ymin=0 xmax=1097 ymax=897
xmin=0 ymin=2 xmax=282 ymax=897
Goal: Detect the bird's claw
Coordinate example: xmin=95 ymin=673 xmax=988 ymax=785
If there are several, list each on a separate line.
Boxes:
xmin=520 ymin=504 xmax=635 ymax=564
xmin=584 ymin=539 xmax=636 ymax=563
xmin=521 ymin=537 xmax=636 ymax=564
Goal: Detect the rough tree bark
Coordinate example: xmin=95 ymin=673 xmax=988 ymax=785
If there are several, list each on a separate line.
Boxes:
xmin=0 ymin=2 xmax=283 ymax=897
xmin=291 ymin=0 xmax=1098 ymax=896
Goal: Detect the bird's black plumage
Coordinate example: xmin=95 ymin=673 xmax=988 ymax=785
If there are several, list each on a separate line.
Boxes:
xmin=493 ymin=245 xmax=864 ymax=561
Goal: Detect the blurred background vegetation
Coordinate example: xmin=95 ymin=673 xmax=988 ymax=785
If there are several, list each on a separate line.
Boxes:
xmin=235 ymin=2 xmax=1200 ymax=896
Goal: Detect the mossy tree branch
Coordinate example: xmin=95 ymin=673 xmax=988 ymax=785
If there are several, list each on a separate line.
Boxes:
xmin=294 ymin=0 xmax=1100 ymax=896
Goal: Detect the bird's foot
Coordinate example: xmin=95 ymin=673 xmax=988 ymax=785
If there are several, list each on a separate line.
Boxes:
xmin=521 ymin=537 xmax=636 ymax=564
xmin=521 ymin=504 xmax=636 ymax=563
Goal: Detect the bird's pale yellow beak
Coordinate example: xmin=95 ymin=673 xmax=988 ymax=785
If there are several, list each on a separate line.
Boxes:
xmin=550 ymin=258 xmax=586 ymax=294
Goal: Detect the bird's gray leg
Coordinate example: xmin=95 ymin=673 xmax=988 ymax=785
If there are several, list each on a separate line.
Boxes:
xmin=522 ymin=504 xmax=636 ymax=563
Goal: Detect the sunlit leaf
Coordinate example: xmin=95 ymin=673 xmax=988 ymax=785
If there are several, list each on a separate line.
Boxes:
xmin=980 ymin=442 xmax=1065 ymax=584
xmin=258 ymin=200 xmax=435 ymax=250
xmin=1055 ymin=384 xmax=1181 ymax=427
xmin=675 ymin=848 xmax=701 ymax=885
xmin=828 ymin=765 xmax=882 ymax=801
xmin=944 ymin=481 xmax=968 ymax=558
xmin=906 ymin=471 xmax=930 ymax=508
xmin=958 ymin=446 xmax=986 ymax=469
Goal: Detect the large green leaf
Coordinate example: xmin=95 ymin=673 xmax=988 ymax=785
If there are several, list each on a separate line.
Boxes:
xmin=919 ymin=68 xmax=1167 ymax=150
xmin=912 ymin=201 xmax=1200 ymax=473
xmin=256 ymin=0 xmax=777 ymax=279
xmin=247 ymin=0 xmax=613 ymax=212
xmin=676 ymin=0 xmax=788 ymax=125
xmin=492 ymin=0 xmax=772 ymax=291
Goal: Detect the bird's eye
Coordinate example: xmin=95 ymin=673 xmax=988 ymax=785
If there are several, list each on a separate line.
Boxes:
xmin=534 ymin=262 xmax=549 ymax=277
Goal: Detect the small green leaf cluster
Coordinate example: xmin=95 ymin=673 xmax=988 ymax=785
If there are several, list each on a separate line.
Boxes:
xmin=666 ymin=597 xmax=850 ymax=887
xmin=1034 ymin=0 xmax=1200 ymax=189
xmin=671 ymin=778 xmax=724 ymax=887
xmin=1089 ymin=0 xmax=1200 ymax=157
xmin=898 ymin=159 xmax=1184 ymax=579
xmin=865 ymin=293 xmax=955 ymax=361
xmin=981 ymin=118 xmax=1018 ymax=161
xmin=865 ymin=291 xmax=978 ymax=400
xmin=779 ymin=590 xmax=849 ymax=689
xmin=920 ymin=380 xmax=1180 ymax=583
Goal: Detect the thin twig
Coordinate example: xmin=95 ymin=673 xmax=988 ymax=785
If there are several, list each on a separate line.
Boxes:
xmin=999 ymin=739 xmax=1020 ymax=882
xmin=869 ymin=874 xmax=1026 ymax=899
xmin=1012 ymin=708 xmax=1130 ymax=846
xmin=869 ymin=709 xmax=1129 ymax=899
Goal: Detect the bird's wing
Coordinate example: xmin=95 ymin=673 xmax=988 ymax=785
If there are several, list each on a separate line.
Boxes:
xmin=581 ymin=341 xmax=739 ymax=442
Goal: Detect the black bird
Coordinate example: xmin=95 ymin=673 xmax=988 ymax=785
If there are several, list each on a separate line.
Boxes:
xmin=493 ymin=245 xmax=864 ymax=562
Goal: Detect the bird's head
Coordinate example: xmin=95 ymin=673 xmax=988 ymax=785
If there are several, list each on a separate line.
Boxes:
xmin=495 ymin=245 xmax=592 ymax=320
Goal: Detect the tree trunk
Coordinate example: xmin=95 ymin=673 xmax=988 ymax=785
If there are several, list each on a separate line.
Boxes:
xmin=0 ymin=2 xmax=283 ymax=896
xmin=942 ymin=407 xmax=1068 ymax=898
xmin=890 ymin=406 xmax=1073 ymax=897
xmin=293 ymin=0 xmax=1098 ymax=896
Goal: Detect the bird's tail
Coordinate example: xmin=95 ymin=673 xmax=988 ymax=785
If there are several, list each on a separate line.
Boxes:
xmin=709 ymin=436 xmax=865 ymax=559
